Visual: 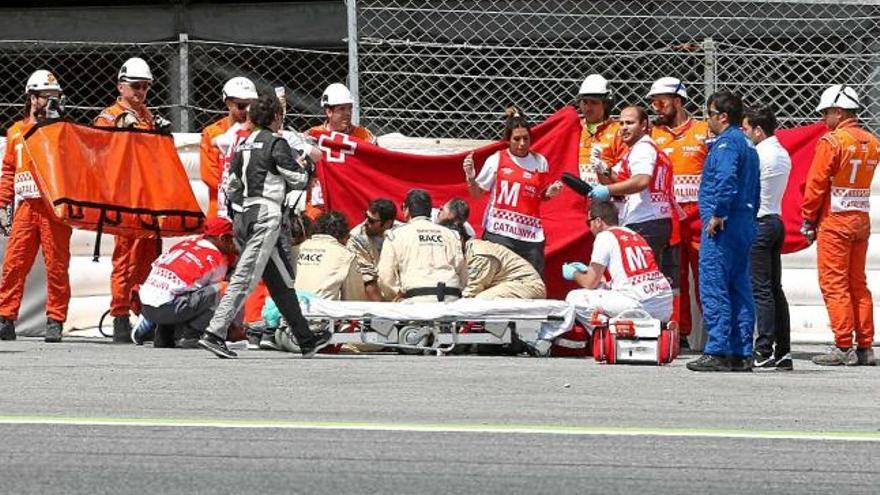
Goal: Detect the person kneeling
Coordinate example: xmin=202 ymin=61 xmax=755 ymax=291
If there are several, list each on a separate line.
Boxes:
xmin=564 ymin=200 xmax=672 ymax=329
xmin=134 ymin=218 xmax=238 ymax=348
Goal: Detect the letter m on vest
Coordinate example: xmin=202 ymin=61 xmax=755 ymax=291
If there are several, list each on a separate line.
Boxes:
xmin=497 ymin=180 xmax=521 ymax=207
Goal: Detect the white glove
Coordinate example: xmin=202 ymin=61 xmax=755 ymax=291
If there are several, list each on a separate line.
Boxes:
xmin=463 ymin=152 xmax=476 ymax=181
xmin=0 ymin=204 xmax=12 ymax=236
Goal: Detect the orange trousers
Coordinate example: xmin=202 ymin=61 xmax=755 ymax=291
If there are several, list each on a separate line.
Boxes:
xmin=0 ymin=199 xmax=72 ymax=322
xmin=816 ymin=212 xmax=874 ymax=349
xmin=675 ymin=202 xmax=702 ymax=336
xmin=110 ymin=235 xmax=160 ymax=317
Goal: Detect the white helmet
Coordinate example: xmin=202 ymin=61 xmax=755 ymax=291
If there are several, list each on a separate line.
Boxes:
xmin=222 ymin=77 xmax=258 ymax=101
xmin=321 ymin=83 xmax=354 ymax=107
xmin=578 ymin=74 xmax=610 ymax=98
xmin=816 ymin=84 xmax=859 ymax=112
xmin=118 ymin=57 xmax=153 ymax=82
xmin=25 ymin=69 xmax=62 ymax=94
xmin=647 ymin=77 xmax=687 ymax=100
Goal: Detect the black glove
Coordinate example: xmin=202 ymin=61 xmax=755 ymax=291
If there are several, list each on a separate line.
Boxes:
xmin=153 ymin=115 xmax=173 ymax=134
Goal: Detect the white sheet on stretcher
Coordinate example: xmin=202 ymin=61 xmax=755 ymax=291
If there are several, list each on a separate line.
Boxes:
xmin=300 ymin=298 xmax=575 ymax=341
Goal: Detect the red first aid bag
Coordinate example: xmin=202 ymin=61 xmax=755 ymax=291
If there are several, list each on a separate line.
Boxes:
xmin=592 ymin=310 xmax=679 ymax=365
xmin=550 ymin=323 xmax=590 ymax=357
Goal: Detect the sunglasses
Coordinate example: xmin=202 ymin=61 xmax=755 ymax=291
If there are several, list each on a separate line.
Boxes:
xmin=707 ymin=109 xmax=723 ymax=117
xmin=126 ymin=82 xmax=150 ymax=91
xmin=365 ymin=212 xmax=382 ymax=224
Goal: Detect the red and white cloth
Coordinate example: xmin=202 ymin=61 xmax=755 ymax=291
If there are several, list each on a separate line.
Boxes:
xmin=138 ymin=238 xmax=229 ymax=307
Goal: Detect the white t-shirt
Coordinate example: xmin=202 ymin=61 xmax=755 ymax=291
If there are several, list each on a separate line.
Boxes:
xmin=755 ymin=136 xmax=791 ymax=217
xmin=475 ymin=150 xmax=549 ymax=191
xmin=590 ymin=227 xmax=672 ymax=302
xmin=617 ymin=135 xmax=671 ymax=226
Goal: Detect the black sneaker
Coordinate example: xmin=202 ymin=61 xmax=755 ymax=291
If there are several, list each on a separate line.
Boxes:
xmin=299 ymin=328 xmax=333 ymax=359
xmin=259 ymin=331 xmax=280 ymax=351
xmin=198 ymin=332 xmax=237 ymax=359
xmin=0 ymin=316 xmax=15 ymax=341
xmin=775 ymin=353 xmax=793 ymax=371
xmin=856 ymin=348 xmax=876 ymax=366
xmin=686 ymin=354 xmax=731 ymax=372
xmin=45 ymin=319 xmax=63 ymax=343
xmin=113 ymin=316 xmax=133 ymax=344
xmin=753 ymin=352 xmax=776 ymax=370
xmin=730 ymin=357 xmax=752 ymax=372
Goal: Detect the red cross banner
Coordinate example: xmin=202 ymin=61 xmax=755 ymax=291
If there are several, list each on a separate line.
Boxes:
xmin=315 ymin=106 xmax=828 ymax=299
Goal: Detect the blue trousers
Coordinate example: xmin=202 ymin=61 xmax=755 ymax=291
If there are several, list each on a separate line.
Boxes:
xmin=699 ymin=213 xmax=756 ymax=358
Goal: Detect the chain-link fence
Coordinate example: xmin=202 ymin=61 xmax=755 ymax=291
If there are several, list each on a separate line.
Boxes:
xmin=2 ymin=1 xmax=879 ymax=139
xmin=0 ymin=39 xmax=347 ymax=133
xmin=355 ymin=0 xmax=880 ymax=139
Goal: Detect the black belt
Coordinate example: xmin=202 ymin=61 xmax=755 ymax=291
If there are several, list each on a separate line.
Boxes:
xmin=404 ymin=283 xmax=462 ymax=301
xmin=757 ymin=214 xmax=781 ymax=222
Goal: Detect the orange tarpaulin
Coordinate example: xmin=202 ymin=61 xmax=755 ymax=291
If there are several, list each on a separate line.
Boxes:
xmin=23 ymin=121 xmax=204 ymax=240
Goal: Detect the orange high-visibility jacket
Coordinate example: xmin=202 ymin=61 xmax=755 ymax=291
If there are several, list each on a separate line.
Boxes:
xmin=802 ymin=119 xmax=880 ymax=223
xmin=200 ymin=116 xmax=232 ymax=217
xmin=651 ymin=118 xmax=710 ymax=204
xmin=578 ymin=119 xmax=627 ymax=183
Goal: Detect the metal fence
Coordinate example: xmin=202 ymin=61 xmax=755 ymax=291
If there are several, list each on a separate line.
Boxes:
xmin=1 ymin=1 xmax=878 ymax=139
xmin=355 ymin=0 xmax=880 ymax=139
xmin=0 ymin=38 xmax=347 ymax=133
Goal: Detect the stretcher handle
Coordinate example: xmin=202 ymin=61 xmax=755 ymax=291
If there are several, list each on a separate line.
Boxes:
xmin=180 ymin=214 xmax=204 ymax=232
xmin=65 ymin=203 xmax=85 ymax=220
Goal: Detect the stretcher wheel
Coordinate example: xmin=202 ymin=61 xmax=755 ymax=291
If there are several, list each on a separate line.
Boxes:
xmin=397 ymin=325 xmax=431 ymax=355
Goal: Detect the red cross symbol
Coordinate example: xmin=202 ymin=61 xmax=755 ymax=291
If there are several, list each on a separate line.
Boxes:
xmin=317 ymin=131 xmax=358 ymax=164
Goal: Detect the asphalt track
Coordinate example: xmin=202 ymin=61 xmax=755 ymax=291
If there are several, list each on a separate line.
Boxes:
xmin=1 ymin=338 xmax=878 ymax=494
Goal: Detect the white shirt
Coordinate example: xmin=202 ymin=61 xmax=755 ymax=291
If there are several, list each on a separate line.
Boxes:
xmin=474 ymin=150 xmax=549 ymax=191
xmin=755 ymin=136 xmax=791 ymax=217
xmin=618 ymin=135 xmax=671 ymax=226
xmin=590 ymin=227 xmax=672 ymax=302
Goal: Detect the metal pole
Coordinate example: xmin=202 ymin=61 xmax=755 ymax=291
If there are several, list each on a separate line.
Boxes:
xmin=703 ymin=37 xmax=716 ymax=102
xmin=346 ymin=0 xmax=360 ymax=125
xmin=179 ymin=32 xmax=190 ymax=132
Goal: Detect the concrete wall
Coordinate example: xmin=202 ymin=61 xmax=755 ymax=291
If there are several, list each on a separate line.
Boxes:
xmin=0 ymin=1 xmax=346 ymax=46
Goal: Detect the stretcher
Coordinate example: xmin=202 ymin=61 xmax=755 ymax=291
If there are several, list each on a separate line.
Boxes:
xmin=282 ymin=298 xmax=576 ymax=356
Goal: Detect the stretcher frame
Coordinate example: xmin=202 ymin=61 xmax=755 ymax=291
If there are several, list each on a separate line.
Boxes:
xmin=294 ymin=299 xmax=574 ymax=356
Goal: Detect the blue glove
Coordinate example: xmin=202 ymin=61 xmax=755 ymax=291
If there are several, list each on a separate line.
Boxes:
xmin=562 ymin=262 xmax=588 ymax=280
xmin=588 ymin=184 xmax=610 ymax=201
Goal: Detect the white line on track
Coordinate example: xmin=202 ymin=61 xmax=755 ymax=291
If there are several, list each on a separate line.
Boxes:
xmin=0 ymin=416 xmax=878 ymax=442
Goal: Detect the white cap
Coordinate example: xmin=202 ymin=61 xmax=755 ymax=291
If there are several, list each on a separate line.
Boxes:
xmin=25 ymin=69 xmax=62 ymax=94
xmin=222 ymin=77 xmax=258 ymax=101
xmin=321 ymin=83 xmax=354 ymax=107
xmin=647 ymin=77 xmax=687 ymax=99
xmin=118 ymin=57 xmax=153 ymax=82
xmin=578 ymin=74 xmax=610 ymax=98
xmin=816 ymin=84 xmax=859 ymax=112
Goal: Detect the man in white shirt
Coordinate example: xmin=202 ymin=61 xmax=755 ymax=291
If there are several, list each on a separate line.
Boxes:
xmin=588 ymin=106 xmax=676 ymax=280
xmin=743 ymin=104 xmax=792 ymax=371
xmin=563 ymin=200 xmax=673 ymax=328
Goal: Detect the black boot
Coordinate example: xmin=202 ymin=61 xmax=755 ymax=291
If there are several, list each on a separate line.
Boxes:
xmin=113 ymin=316 xmax=133 ymax=344
xmin=0 ymin=316 xmax=15 ymax=341
xmin=45 ymin=319 xmax=63 ymax=343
